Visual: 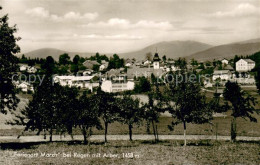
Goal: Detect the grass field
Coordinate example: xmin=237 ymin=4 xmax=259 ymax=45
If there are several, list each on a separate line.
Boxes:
xmin=0 ymin=140 xmax=260 ymax=164
xmin=0 ymin=88 xmax=259 ymax=138
xmin=1 ymin=113 xmax=260 ymax=138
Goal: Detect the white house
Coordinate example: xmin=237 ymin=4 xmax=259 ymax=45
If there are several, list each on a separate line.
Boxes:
xmin=54 ymin=76 xmax=97 ymax=91
xmin=143 ymin=59 xmax=151 ymax=66
xmin=19 ymin=65 xmax=27 ymax=72
xmin=54 ymin=76 xmax=74 ymax=86
xmin=99 ymin=64 xmax=108 ymax=71
xmin=101 ymin=80 xmax=135 ymax=93
xmin=221 ymin=58 xmax=229 ymax=65
xmin=212 ymin=70 xmax=232 ymax=81
xmin=125 ymin=62 xmax=132 ymax=67
xmin=236 ymin=59 xmax=255 ymax=72
xmin=125 ymin=59 xmax=133 ymax=67
xmin=99 ymin=61 xmax=109 ymax=71
xmin=27 ymin=66 xmax=37 ymax=73
xmin=17 ymin=82 xmax=29 ymax=92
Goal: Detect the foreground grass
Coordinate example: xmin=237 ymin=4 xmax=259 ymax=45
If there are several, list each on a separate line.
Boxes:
xmin=0 ymin=140 xmax=260 ymax=164
xmin=2 ymin=113 xmax=260 ymax=137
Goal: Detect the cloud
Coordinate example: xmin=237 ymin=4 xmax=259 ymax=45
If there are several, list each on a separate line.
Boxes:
xmin=25 ymin=7 xmax=98 ymax=21
xmin=73 ymin=34 xmax=144 ymax=40
xmin=210 ymin=3 xmax=260 ymax=18
xmin=81 ymin=18 xmax=173 ymax=30
xmin=25 ymin=7 xmax=50 ymax=18
xmin=63 ymin=12 xmax=98 ymax=20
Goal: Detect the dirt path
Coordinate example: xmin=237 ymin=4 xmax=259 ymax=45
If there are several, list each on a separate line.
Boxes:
xmin=1 ymin=134 xmax=260 ymax=143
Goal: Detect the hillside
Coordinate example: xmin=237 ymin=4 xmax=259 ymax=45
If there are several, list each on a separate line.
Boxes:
xmin=21 ymin=41 xmax=212 ymax=61
xmin=187 ymin=42 xmax=260 ymax=61
xmin=19 ymin=48 xmax=95 ymax=61
xmin=119 ymin=41 xmax=212 ymax=60
xmin=20 ymin=38 xmax=260 ymax=62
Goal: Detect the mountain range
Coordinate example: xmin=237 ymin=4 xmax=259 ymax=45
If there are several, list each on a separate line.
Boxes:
xmin=20 ymin=38 xmax=260 ymax=61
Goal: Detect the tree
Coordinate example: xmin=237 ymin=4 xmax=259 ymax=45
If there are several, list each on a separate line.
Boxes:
xmin=93 ymin=88 xmax=119 ymax=143
xmin=134 ymin=76 xmax=151 ymax=93
xmin=175 ymin=58 xmax=187 ymax=70
xmin=191 ymin=58 xmax=198 ymax=66
xmin=145 ymin=52 xmax=152 ymax=61
xmin=70 ymin=64 xmax=79 ymax=75
xmin=165 ymin=71 xmax=213 ymax=146
xmin=223 ymin=81 xmax=258 ymax=142
xmin=162 ymin=55 xmax=167 ymax=62
xmin=233 ymin=55 xmax=240 ymax=70
xmin=107 ymin=54 xmax=124 ymax=70
xmin=73 ymin=55 xmax=80 ymax=64
xmin=77 ymin=91 xmax=102 ymax=144
xmin=256 ymin=67 xmax=260 ymax=94
xmin=117 ymin=93 xmax=143 ymax=141
xmin=59 ymin=53 xmax=71 ymax=65
xmin=16 ymin=58 xmax=62 ymax=142
xmin=198 ymin=63 xmax=205 ymax=69
xmin=143 ymin=91 xmax=162 ymax=142
xmin=55 ymin=86 xmax=80 ymax=140
xmin=0 ymin=7 xmax=20 ymax=114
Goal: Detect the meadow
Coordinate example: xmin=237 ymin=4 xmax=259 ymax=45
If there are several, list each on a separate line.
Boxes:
xmin=1 ymin=140 xmax=260 ymax=164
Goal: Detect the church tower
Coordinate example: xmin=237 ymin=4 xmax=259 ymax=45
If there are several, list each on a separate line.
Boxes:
xmin=153 ymin=53 xmax=160 ymax=69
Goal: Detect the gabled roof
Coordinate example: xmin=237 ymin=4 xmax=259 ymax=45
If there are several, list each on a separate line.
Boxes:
xmin=223 ymin=64 xmax=234 ymax=70
xmin=213 ymin=70 xmax=231 ymax=74
xmin=241 ymin=59 xmax=255 ymax=63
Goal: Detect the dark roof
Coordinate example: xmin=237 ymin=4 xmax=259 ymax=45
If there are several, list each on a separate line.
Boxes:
xmin=153 ymin=53 xmax=160 ymax=62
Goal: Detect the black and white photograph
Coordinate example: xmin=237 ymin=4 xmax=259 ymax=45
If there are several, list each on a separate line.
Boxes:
xmin=0 ymin=0 xmax=260 ymax=164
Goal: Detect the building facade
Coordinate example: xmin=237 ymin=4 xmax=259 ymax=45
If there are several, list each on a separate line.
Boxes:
xmin=236 ymin=59 xmax=255 ymax=72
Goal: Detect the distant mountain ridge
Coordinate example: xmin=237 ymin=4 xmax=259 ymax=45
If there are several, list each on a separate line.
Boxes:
xmin=20 ymin=38 xmax=260 ymax=61
xmin=187 ymin=41 xmax=260 ymax=61
xmin=119 ymin=40 xmax=212 ymax=60
xmin=19 ymin=48 xmax=95 ymax=61
xmin=20 ymin=40 xmax=212 ymax=61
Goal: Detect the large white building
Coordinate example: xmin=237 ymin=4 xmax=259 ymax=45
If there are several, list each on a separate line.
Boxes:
xmin=236 ymin=59 xmax=255 ymax=72
xmin=54 ymin=76 xmax=98 ymax=91
xmin=101 ymin=80 xmax=135 ymax=93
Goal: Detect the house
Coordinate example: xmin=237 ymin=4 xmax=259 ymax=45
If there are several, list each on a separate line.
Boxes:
xmin=135 ymin=60 xmax=143 ymax=66
xmin=99 ymin=63 xmax=108 ymax=71
xmin=204 ymin=80 xmax=213 ymax=88
xmin=27 ymin=66 xmax=37 ymax=73
xmin=54 ymin=76 xmax=75 ymax=86
xmin=70 ymin=76 xmax=96 ymax=91
xmin=17 ymin=82 xmax=30 ymax=92
xmin=221 ymin=58 xmax=229 ymax=65
xmin=223 ymin=64 xmax=234 ymax=71
xmin=236 ymin=59 xmax=255 ymax=72
xmin=19 ymin=65 xmax=27 ymax=72
xmin=83 ymin=69 xmax=94 ymax=76
xmin=83 ymin=60 xmax=101 ymax=69
xmin=165 ymin=65 xmax=177 ymax=72
xmin=125 ymin=59 xmax=133 ymax=67
xmin=54 ymin=75 xmax=97 ymax=91
xmin=101 ymin=80 xmax=135 ymax=93
xmin=127 ymin=66 xmax=164 ymax=80
xmin=212 ymin=70 xmax=232 ymax=81
xmin=153 ymin=53 xmax=160 ymax=69
xmin=143 ymin=59 xmax=151 ymax=66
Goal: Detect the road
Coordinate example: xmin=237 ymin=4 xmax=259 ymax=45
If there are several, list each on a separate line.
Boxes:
xmin=1 ymin=135 xmax=260 ymax=143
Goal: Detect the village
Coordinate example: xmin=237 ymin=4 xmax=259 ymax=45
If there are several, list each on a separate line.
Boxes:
xmin=16 ymin=52 xmax=257 ymax=95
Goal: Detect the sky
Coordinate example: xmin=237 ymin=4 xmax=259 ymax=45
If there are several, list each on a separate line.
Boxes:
xmin=1 ymin=0 xmax=260 ymax=54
